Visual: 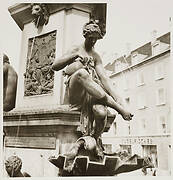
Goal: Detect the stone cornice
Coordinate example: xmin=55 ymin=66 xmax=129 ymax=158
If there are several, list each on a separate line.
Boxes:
xmin=8 ymin=3 xmax=92 ymax=30
xmin=3 ymin=108 xmax=115 ymax=132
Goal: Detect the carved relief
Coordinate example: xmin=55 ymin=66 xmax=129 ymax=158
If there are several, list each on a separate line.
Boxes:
xmin=24 ymin=30 xmax=56 ymax=96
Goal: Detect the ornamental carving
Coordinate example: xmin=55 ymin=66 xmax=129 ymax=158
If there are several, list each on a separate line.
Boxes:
xmin=24 ymin=30 xmax=56 ymax=96
xmin=31 ymin=3 xmax=49 ymax=27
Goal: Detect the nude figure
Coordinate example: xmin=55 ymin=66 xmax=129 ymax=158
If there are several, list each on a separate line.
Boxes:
xmin=52 ymin=20 xmax=133 ymax=159
xmin=3 ymin=54 xmax=18 ymax=112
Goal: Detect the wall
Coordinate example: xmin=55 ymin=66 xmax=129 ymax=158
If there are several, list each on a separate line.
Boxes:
xmin=102 ymin=51 xmax=171 ymax=175
xmin=109 ymin=52 xmax=171 ymax=136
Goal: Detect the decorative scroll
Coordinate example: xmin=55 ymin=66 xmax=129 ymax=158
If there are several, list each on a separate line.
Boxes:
xmin=24 ymin=30 xmax=56 ymax=96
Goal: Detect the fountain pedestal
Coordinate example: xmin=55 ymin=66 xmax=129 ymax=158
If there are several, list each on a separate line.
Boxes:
xmin=3 ymin=107 xmax=115 ymax=176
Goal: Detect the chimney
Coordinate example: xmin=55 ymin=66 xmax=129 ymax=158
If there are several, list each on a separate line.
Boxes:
xmin=151 ymin=30 xmax=157 ymax=44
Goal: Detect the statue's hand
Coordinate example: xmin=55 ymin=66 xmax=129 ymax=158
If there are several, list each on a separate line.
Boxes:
xmin=121 ymin=110 xmax=133 ymax=121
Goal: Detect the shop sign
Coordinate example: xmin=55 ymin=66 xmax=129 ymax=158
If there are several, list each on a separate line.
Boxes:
xmin=121 ymin=137 xmax=153 ymax=145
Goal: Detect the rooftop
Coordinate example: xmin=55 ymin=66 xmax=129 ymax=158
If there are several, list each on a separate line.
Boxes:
xmin=104 ymin=32 xmax=170 ymax=75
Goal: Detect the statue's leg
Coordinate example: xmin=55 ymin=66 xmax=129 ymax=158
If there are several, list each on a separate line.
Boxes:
xmin=63 ymin=72 xmax=86 ymax=161
xmin=92 ymin=104 xmax=107 ymax=139
xmin=92 ymin=104 xmax=107 ymax=158
xmin=69 ymin=69 xmax=107 ymax=101
xmin=68 ymin=69 xmax=88 ymax=106
xmin=69 ymin=69 xmax=131 ymax=120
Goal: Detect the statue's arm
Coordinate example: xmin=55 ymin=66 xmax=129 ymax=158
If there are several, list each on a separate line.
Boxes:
xmin=94 ymin=53 xmax=123 ymax=105
xmin=52 ymin=47 xmax=80 ymax=71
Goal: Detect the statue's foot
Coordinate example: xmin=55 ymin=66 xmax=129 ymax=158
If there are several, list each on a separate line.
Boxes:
xmin=121 ymin=110 xmax=133 ymax=121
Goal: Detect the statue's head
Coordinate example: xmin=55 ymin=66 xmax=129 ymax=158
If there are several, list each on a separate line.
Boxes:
xmin=31 ymin=4 xmax=43 ymax=16
xmin=83 ymin=20 xmax=103 ymax=40
xmin=31 ymin=3 xmax=49 ymax=27
xmin=5 ymin=156 xmax=22 ymax=177
xmin=3 ymin=54 xmax=10 ymax=64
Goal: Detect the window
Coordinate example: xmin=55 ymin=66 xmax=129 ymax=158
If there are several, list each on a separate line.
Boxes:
xmin=155 ymin=63 xmax=164 ymax=80
xmin=128 ymin=124 xmax=131 ymax=135
xmin=132 ymin=52 xmax=138 ymax=65
xmin=168 ymin=145 xmax=171 ymax=175
xmin=152 ymin=41 xmax=160 ymax=56
xmin=138 ymin=118 xmax=147 ymax=135
xmin=141 ymin=118 xmax=146 ymax=132
xmin=142 ymin=145 xmax=158 ymax=167
xmin=156 ymin=88 xmax=166 ymax=105
xmin=120 ymin=145 xmax=132 ymax=155
xmin=137 ymin=93 xmax=146 ymax=109
xmin=158 ymin=115 xmax=167 ymax=134
xmin=136 ymin=71 xmax=144 ymax=86
xmin=113 ymin=122 xmax=117 ymax=135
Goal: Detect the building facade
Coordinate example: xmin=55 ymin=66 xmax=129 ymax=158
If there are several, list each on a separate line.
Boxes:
xmin=103 ymin=32 xmax=171 ymax=175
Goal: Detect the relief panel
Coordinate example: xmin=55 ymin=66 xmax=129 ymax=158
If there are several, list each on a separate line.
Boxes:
xmin=24 ymin=30 xmax=56 ymax=96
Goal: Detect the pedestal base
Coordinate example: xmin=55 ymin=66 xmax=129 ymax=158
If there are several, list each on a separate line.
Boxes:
xmin=49 ymin=154 xmax=152 ymax=176
xmin=3 ymin=107 xmax=115 ymax=177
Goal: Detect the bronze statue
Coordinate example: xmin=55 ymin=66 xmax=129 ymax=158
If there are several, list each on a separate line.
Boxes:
xmin=3 ymin=54 xmax=18 ymax=112
xmin=52 ymin=20 xmax=133 ymax=160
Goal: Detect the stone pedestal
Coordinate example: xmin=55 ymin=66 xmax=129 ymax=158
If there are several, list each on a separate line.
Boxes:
xmin=3 ymin=108 xmax=115 ymax=177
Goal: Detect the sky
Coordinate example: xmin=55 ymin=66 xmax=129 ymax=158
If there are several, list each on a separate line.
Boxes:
xmin=96 ymin=0 xmax=172 ymax=64
xmin=0 ymin=0 xmax=173 ymax=72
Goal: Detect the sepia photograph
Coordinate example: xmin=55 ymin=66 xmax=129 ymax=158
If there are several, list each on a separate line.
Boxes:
xmin=1 ymin=0 xmax=172 ymax=178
